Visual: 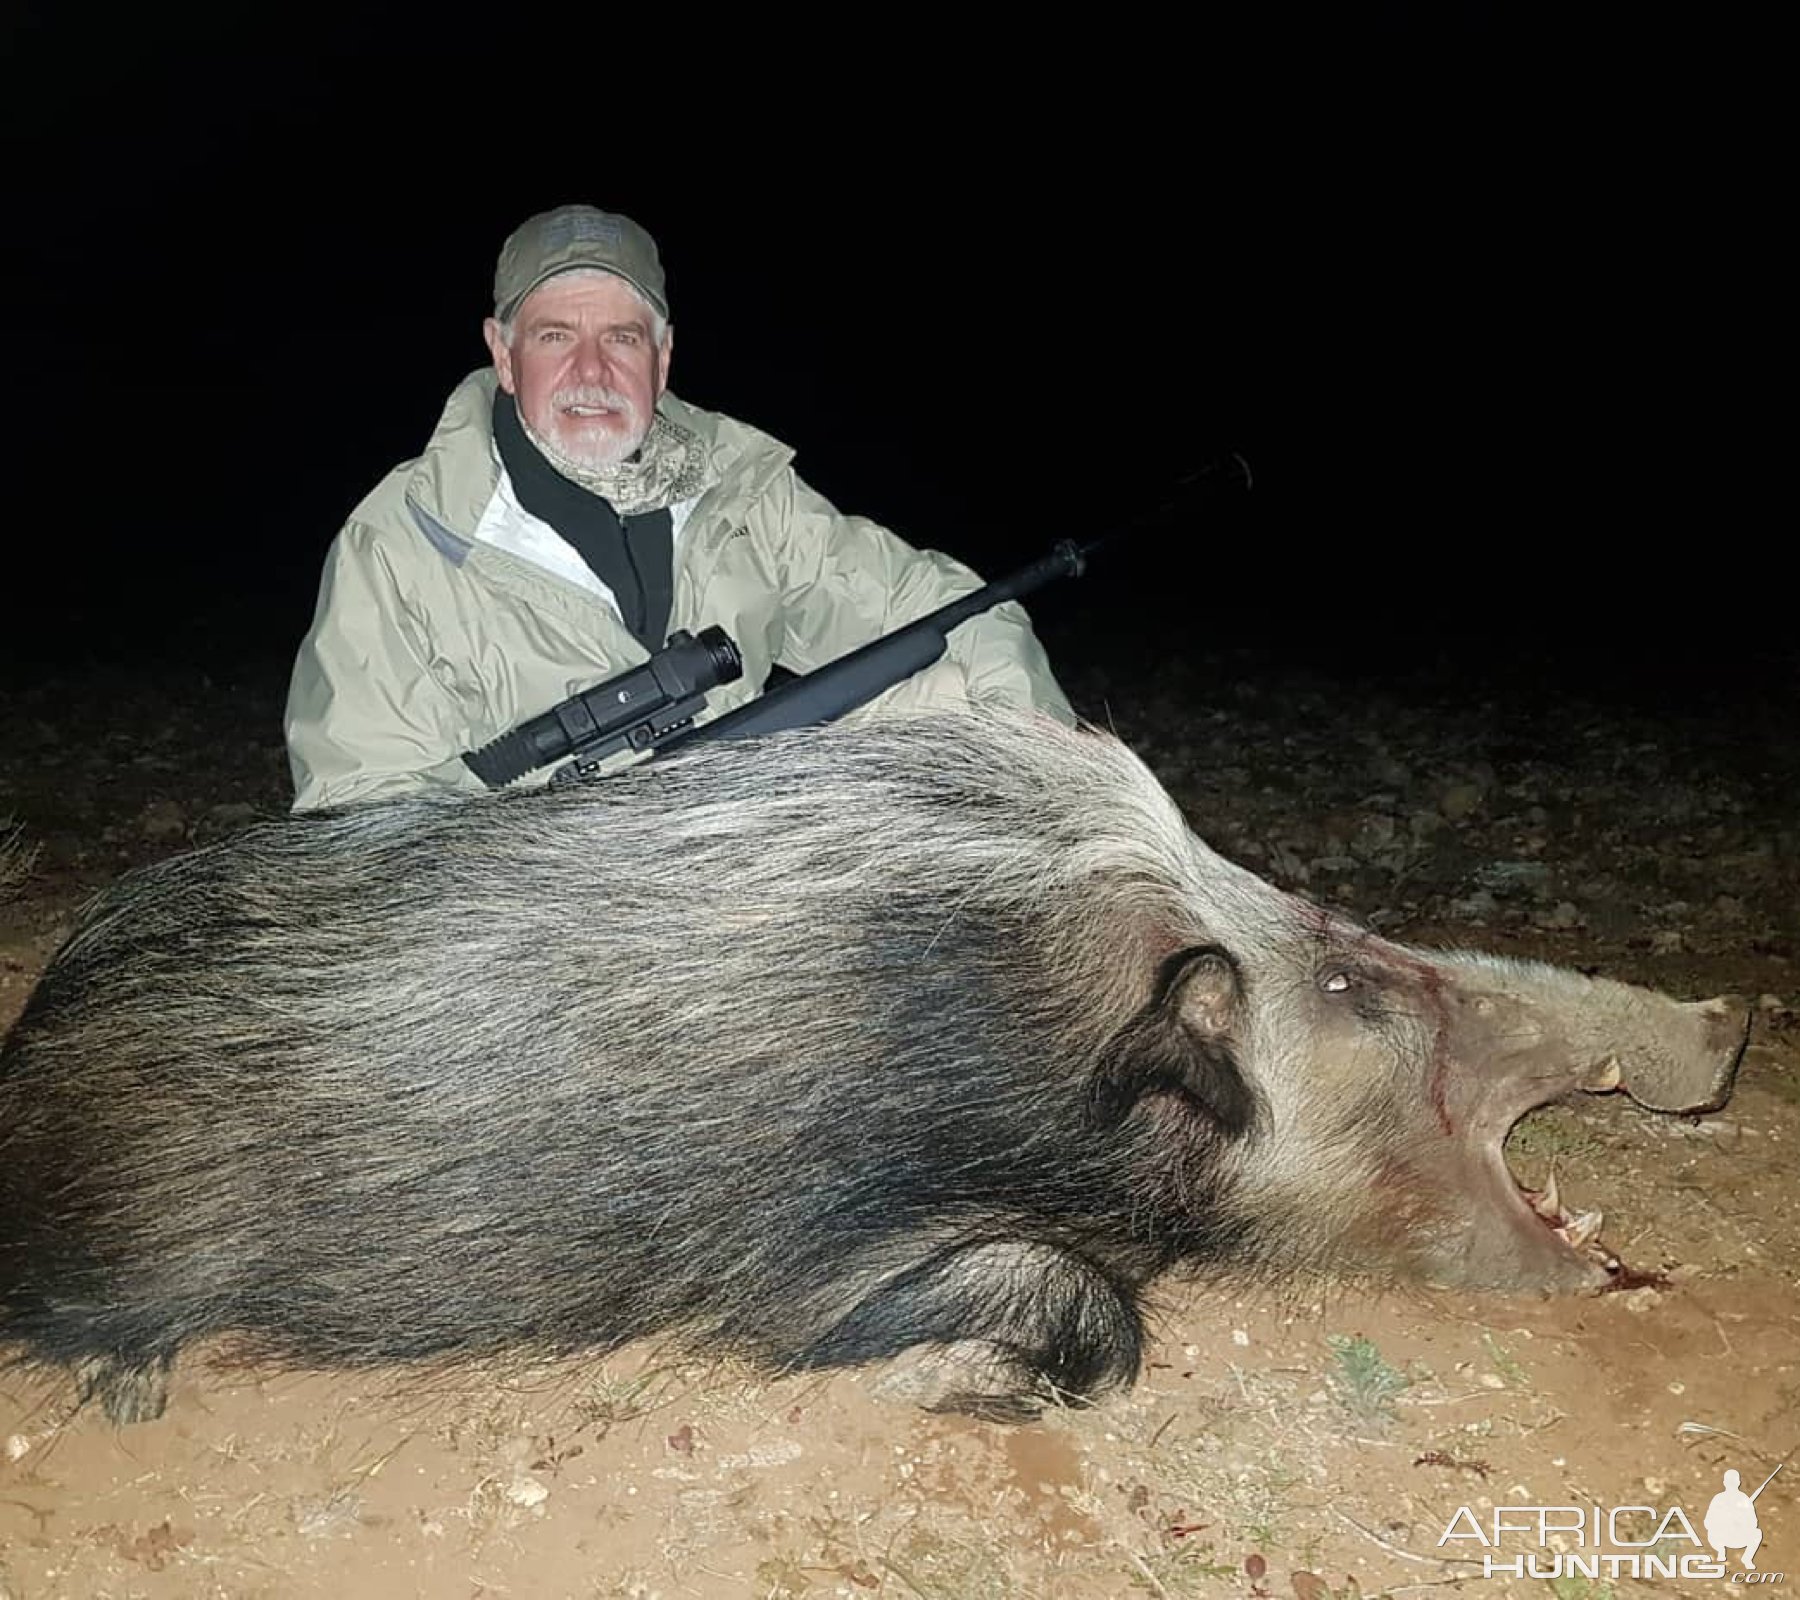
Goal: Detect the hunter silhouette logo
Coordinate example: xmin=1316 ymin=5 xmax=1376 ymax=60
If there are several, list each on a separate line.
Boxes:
xmin=1707 ymin=1466 xmax=1779 ymax=1572
xmin=1437 ymin=1461 xmax=1784 ymax=1583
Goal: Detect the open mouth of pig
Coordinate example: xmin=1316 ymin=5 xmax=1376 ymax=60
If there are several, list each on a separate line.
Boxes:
xmin=1493 ymin=1061 xmax=1634 ymax=1286
xmin=1410 ymin=973 xmax=1750 ymax=1294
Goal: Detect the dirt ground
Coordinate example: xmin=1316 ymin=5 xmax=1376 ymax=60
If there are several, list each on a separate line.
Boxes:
xmin=1 ymin=650 xmax=1795 ymax=1600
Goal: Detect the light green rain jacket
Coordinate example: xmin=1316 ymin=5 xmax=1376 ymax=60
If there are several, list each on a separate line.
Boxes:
xmin=285 ymin=372 xmax=1074 ymax=810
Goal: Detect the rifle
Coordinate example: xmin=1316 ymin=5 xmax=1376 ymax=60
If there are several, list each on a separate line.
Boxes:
xmin=462 ymin=452 xmax=1251 ymax=790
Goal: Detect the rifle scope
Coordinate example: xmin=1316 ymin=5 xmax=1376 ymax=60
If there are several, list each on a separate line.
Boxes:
xmin=463 ymin=626 xmax=742 ymax=789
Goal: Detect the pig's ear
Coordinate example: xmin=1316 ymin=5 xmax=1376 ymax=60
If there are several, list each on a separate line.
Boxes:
xmin=1086 ymin=944 xmax=1259 ymax=1138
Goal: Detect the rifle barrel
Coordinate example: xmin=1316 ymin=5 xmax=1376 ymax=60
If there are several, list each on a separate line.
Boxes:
xmin=667 ymin=539 xmax=1091 ymax=749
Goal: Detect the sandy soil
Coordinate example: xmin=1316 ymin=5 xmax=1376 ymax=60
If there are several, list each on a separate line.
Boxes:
xmin=1 ymin=654 xmax=1794 ymax=1600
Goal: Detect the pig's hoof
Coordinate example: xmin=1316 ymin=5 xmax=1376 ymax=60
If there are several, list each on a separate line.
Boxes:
xmin=76 ymin=1353 xmax=172 ymax=1424
xmin=873 ymin=1338 xmax=1067 ymax=1422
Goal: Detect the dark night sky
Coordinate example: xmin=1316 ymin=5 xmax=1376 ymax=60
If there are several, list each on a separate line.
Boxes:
xmin=2 ymin=10 xmax=1789 ymax=714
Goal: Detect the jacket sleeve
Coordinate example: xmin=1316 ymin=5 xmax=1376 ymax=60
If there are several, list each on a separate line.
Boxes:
xmin=284 ymin=522 xmax=488 ymax=811
xmin=760 ymin=472 xmax=1077 ymax=725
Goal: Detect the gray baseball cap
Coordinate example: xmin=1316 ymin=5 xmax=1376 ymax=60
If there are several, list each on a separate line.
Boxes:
xmin=493 ymin=205 xmax=669 ymax=322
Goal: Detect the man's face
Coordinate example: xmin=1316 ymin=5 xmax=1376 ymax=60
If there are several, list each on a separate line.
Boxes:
xmin=484 ymin=271 xmax=672 ymax=471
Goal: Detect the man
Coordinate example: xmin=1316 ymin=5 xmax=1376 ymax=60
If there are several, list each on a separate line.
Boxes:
xmin=285 ymin=204 xmax=1074 ymax=811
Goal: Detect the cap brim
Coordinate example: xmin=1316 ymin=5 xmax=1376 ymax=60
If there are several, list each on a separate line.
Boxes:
xmin=498 ymin=266 xmax=669 ymax=323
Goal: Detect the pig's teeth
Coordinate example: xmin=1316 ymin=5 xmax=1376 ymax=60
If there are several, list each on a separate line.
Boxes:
xmin=1583 ymin=1059 xmax=1624 ymax=1092
xmin=1565 ymin=1209 xmax=1604 ymax=1249
xmin=1539 ymin=1172 xmax=1562 ymax=1219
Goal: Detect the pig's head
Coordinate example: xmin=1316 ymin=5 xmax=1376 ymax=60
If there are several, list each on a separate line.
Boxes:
xmin=1086 ymin=855 xmax=1748 ymax=1294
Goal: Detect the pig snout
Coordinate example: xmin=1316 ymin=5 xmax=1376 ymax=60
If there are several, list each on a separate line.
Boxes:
xmin=1606 ymin=995 xmax=1750 ymax=1114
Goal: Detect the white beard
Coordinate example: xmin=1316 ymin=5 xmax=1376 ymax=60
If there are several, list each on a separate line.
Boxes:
xmin=523 ymin=386 xmax=652 ymax=480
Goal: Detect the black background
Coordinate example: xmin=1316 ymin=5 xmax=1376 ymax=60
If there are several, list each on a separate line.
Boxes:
xmin=2 ymin=8 xmax=1788 ymax=720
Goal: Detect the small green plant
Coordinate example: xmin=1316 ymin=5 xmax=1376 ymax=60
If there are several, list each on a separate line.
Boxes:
xmin=1242 ymin=1514 xmax=1280 ymax=1548
xmin=751 ymin=1554 xmax=814 ymax=1599
xmin=1325 ymin=1333 xmax=1411 ymax=1428
xmin=1481 ymin=1331 xmax=1530 ymax=1388
xmin=1292 ymin=1573 xmax=1383 ymax=1600
xmin=1126 ymin=1544 xmax=1238 ymax=1594
xmin=1546 ymin=1575 xmax=1617 ymax=1600
xmin=569 ymin=1364 xmax=666 ymax=1435
xmin=1237 ymin=1461 xmax=1301 ymax=1549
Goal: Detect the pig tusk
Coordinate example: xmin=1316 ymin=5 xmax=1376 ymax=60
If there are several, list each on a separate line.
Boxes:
xmin=1582 ymin=1059 xmax=1624 ymax=1093
xmin=1563 ymin=1209 xmax=1604 ymax=1250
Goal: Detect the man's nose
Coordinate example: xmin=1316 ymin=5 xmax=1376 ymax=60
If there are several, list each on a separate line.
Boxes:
xmin=571 ymin=338 xmax=613 ymax=384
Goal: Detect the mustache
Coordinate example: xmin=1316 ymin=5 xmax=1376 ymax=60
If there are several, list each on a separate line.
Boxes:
xmin=552 ymin=386 xmax=638 ymax=418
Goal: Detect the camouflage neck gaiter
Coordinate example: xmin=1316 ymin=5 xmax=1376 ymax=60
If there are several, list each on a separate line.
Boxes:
xmin=517 ymin=406 xmax=707 ymax=515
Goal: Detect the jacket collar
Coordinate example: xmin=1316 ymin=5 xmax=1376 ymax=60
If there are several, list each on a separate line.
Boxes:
xmin=405 ymin=369 xmax=798 ymax=543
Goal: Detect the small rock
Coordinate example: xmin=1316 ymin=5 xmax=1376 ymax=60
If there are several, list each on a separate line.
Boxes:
xmin=1450 ymin=890 xmax=1500 ymax=924
xmin=1439 ymin=782 xmax=1485 ymax=821
xmin=714 ymin=1439 xmax=804 ymax=1471
xmin=1533 ymin=901 xmax=1584 ymax=931
xmin=1650 ymin=929 xmax=1685 ymax=955
xmin=1475 ymin=860 xmax=1555 ymax=900
xmin=1266 ymin=842 xmax=1309 ymax=884
xmin=1352 ymin=814 xmax=1398 ymax=858
xmin=1409 ymin=809 xmax=1450 ymax=841
xmin=138 ymin=799 xmax=187 ymax=842
xmin=294 ymin=1491 xmax=363 ymax=1538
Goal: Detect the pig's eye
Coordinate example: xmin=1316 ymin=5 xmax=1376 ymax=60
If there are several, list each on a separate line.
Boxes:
xmin=1319 ymin=970 xmax=1354 ymax=994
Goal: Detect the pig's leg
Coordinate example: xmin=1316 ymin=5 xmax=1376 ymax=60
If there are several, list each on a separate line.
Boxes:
xmin=797 ymin=1241 xmax=1143 ymax=1421
xmin=75 ymin=1349 xmax=174 ymax=1424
